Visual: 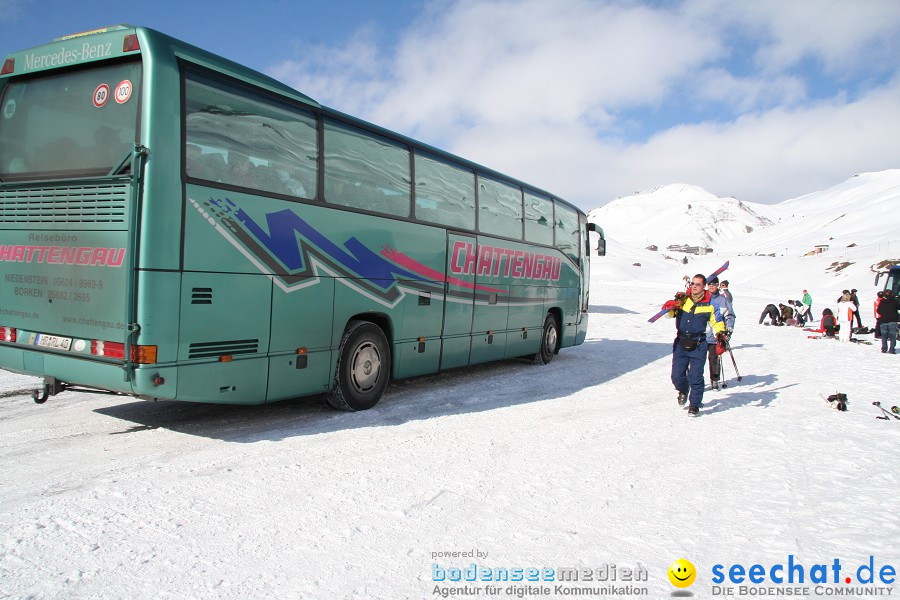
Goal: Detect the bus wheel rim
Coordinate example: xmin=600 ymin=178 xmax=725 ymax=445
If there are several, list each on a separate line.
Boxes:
xmin=546 ymin=325 xmax=557 ymax=352
xmin=350 ymin=341 xmax=381 ymax=393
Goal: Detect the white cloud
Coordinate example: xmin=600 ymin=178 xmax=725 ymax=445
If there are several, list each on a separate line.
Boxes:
xmin=269 ymin=27 xmax=391 ymax=118
xmin=445 ymin=77 xmax=900 ymax=206
xmin=703 ymin=0 xmax=900 ymax=76
xmin=690 ymin=69 xmax=808 ymax=112
xmin=267 ymin=0 xmax=900 ymax=209
xmin=610 ymin=78 xmax=900 ymax=203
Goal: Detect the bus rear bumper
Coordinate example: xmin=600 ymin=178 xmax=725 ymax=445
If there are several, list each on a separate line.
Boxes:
xmin=0 ymin=344 xmax=132 ymax=396
xmin=1 ymin=345 xmax=331 ymax=405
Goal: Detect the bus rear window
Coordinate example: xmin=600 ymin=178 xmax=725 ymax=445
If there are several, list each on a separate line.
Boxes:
xmin=0 ymin=61 xmax=141 ymax=181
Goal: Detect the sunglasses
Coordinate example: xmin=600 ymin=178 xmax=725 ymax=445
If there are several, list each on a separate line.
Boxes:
xmin=691 ymin=282 xmax=704 ymax=287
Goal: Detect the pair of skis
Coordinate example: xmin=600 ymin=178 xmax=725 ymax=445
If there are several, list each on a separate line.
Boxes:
xmin=647 ymin=261 xmax=730 ymax=323
xmin=807 ymin=335 xmax=872 ymax=345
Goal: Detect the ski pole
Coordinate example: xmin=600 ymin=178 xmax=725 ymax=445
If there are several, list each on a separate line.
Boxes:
xmin=718 ymin=353 xmax=728 ymax=388
xmin=725 ymin=339 xmax=742 ymax=381
xmin=873 ymin=401 xmax=900 ymax=421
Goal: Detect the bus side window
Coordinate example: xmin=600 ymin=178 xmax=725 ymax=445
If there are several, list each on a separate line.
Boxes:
xmin=554 ymin=201 xmax=580 ymax=265
xmin=413 ymin=152 xmax=475 ymax=230
xmin=524 ymin=191 xmax=553 ymax=246
xmin=324 ymin=119 xmax=410 ymax=218
xmin=183 ymin=70 xmax=318 ymax=199
xmin=478 ymin=176 xmax=523 ymax=240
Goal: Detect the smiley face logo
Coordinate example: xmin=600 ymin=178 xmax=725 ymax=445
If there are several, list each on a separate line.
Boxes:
xmin=668 ymin=558 xmax=696 ymax=588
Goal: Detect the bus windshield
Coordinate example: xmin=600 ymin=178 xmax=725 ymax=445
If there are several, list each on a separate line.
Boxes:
xmin=0 ymin=60 xmax=141 ymax=181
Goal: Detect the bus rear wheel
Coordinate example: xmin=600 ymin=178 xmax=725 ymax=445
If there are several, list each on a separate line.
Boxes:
xmin=532 ymin=312 xmax=559 ymax=365
xmin=327 ymin=320 xmax=391 ymax=411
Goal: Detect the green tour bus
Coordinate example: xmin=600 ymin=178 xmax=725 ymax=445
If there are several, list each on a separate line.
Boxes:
xmin=0 ymin=25 xmax=605 ymax=410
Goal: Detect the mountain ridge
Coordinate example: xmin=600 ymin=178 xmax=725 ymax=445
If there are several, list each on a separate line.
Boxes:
xmin=589 ymin=170 xmax=900 ymax=259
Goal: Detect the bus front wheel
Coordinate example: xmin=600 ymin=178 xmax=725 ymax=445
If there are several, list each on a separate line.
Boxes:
xmin=327 ymin=320 xmax=391 ymax=411
xmin=533 ymin=312 xmax=560 ymax=365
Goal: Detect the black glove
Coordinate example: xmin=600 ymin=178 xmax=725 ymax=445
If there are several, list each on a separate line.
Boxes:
xmin=725 ymin=328 xmax=733 ymax=341
xmin=716 ymin=331 xmax=728 ymax=345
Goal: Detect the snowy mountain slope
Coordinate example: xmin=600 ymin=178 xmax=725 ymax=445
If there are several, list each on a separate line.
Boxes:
xmin=588 ymin=184 xmax=784 ymax=250
xmin=588 ymin=170 xmax=900 ymax=298
xmin=722 ymin=169 xmax=900 ymax=257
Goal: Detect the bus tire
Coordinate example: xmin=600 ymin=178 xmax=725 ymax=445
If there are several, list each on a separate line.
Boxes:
xmin=327 ymin=320 xmax=391 ymax=411
xmin=533 ymin=312 xmax=559 ymax=365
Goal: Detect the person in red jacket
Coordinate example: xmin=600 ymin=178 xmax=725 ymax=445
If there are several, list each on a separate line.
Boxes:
xmin=820 ymin=308 xmax=838 ymax=338
xmin=875 ymin=291 xmax=884 ymax=339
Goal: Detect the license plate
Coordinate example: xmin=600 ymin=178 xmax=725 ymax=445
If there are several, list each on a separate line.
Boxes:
xmin=35 ymin=334 xmax=72 ymax=351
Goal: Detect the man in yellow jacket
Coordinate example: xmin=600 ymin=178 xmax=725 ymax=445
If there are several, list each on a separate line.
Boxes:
xmin=661 ymin=274 xmax=727 ymax=417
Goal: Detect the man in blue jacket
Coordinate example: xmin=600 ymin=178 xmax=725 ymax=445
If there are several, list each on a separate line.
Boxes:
xmin=661 ymin=274 xmax=727 ymax=416
xmin=705 ymin=277 xmax=735 ymax=390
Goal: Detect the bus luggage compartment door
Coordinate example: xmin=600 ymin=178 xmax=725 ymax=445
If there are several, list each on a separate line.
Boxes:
xmin=176 ymin=272 xmax=272 ymax=404
xmin=441 ymin=233 xmax=476 ymax=369
xmin=469 ymin=236 xmax=509 ymax=366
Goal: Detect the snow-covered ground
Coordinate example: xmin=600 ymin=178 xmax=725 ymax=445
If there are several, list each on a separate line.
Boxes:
xmin=1 ymin=173 xmax=899 ymax=599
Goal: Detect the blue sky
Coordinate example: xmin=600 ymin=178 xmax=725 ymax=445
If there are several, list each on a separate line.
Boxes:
xmin=3 ymin=0 xmax=900 ymax=210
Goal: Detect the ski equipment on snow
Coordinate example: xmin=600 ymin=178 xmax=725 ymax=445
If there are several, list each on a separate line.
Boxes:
xmin=719 ymin=353 xmax=729 ymax=388
xmin=724 ymin=338 xmax=742 ymax=381
xmin=873 ymin=401 xmax=900 ymax=421
xmin=824 ymin=393 xmax=848 ymax=411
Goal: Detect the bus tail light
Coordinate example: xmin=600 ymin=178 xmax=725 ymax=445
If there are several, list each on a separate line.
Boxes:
xmin=122 ymin=34 xmax=140 ymax=52
xmin=0 ymin=326 xmax=16 ymax=342
xmin=1 ymin=58 xmax=14 ymax=75
xmin=92 ymin=340 xmax=125 ymax=359
xmin=90 ymin=340 xmax=157 ymax=363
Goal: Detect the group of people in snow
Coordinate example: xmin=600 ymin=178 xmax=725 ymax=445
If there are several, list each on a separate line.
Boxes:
xmin=759 ymin=286 xmax=899 ymax=352
xmin=661 ymin=275 xmax=735 ymax=417
xmin=757 ymin=290 xmax=813 ymax=326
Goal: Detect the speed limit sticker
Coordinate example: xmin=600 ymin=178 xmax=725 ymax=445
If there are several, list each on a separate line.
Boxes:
xmin=92 ymin=83 xmax=110 ymax=108
xmin=114 ymin=80 xmax=133 ymax=104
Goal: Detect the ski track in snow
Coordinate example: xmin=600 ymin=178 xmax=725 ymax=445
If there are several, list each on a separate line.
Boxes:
xmin=1 ymin=254 xmax=900 ymax=599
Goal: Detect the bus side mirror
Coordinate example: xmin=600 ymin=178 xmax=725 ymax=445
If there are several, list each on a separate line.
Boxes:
xmin=875 ymin=272 xmax=884 ymax=286
xmin=587 ymin=222 xmax=606 ymax=256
